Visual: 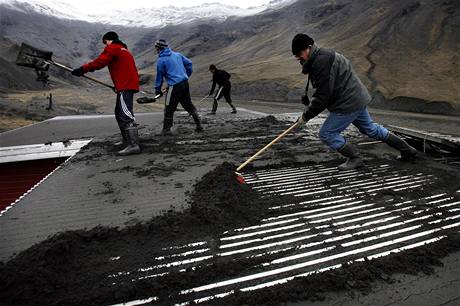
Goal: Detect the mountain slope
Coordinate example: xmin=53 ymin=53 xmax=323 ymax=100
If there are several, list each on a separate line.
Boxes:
xmin=130 ymin=0 xmax=459 ymax=106
xmin=0 ymin=0 xmax=458 ymax=108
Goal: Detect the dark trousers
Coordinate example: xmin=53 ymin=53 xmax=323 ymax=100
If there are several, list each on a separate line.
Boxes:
xmin=212 ymin=85 xmax=235 ymax=112
xmin=115 ymin=90 xmax=135 ymax=130
xmin=164 ymin=80 xmax=197 ymax=119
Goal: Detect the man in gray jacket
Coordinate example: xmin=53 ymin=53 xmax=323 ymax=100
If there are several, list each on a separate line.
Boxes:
xmin=292 ymin=33 xmax=417 ymax=170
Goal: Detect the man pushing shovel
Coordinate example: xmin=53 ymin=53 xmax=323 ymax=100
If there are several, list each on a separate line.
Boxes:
xmin=208 ymin=64 xmax=237 ymax=114
xmin=154 ymin=39 xmax=203 ymax=135
xmin=292 ymin=34 xmax=417 ymax=170
xmin=71 ymin=31 xmax=141 ymax=156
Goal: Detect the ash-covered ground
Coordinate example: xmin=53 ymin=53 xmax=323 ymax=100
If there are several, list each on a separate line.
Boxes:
xmin=1 ymin=112 xmax=460 ymax=306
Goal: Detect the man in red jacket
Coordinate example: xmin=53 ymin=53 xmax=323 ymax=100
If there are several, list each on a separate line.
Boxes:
xmin=72 ymin=31 xmax=141 ymax=155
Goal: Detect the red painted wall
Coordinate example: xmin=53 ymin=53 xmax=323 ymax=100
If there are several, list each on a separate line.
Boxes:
xmin=0 ymin=158 xmax=66 ymax=213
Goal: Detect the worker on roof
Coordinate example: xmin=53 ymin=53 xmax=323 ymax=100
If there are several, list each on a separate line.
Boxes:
xmin=208 ymin=64 xmax=237 ymax=114
xmin=291 ymin=33 xmax=417 ymax=170
xmin=154 ymin=39 xmax=203 ymax=135
xmin=72 ymin=31 xmax=140 ymax=156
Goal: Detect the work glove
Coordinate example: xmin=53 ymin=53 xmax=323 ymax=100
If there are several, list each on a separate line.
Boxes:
xmin=301 ymin=94 xmax=310 ymax=106
xmin=297 ymin=113 xmax=308 ymax=125
xmin=71 ymin=67 xmax=85 ymax=77
xmin=155 ymin=89 xmax=163 ymax=98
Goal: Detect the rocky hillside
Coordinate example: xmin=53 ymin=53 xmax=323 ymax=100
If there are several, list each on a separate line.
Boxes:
xmin=138 ymin=0 xmax=459 ymax=107
xmin=0 ymin=0 xmax=459 ymax=110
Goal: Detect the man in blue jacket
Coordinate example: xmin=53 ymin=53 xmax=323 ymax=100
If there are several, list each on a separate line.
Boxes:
xmin=154 ymin=39 xmax=203 ymax=135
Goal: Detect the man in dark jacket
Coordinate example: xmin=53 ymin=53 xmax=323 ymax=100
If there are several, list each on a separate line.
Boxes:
xmin=72 ymin=31 xmax=140 ymax=156
xmin=208 ymin=64 xmax=236 ymax=114
xmin=292 ymin=33 xmax=417 ymax=170
xmin=154 ymin=39 xmax=203 ymax=135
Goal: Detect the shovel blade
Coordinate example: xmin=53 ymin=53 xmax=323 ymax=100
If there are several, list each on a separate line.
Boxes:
xmin=16 ymin=43 xmax=53 ymax=71
xmin=136 ymin=97 xmax=157 ymax=104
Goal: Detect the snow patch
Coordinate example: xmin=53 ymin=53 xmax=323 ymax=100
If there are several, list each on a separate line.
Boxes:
xmin=0 ymin=0 xmax=297 ymax=28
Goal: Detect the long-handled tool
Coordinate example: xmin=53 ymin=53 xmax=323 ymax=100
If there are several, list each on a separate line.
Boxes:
xmin=196 ymin=94 xmax=211 ymax=106
xmin=235 ymin=120 xmax=302 ymax=184
xmin=185 ymin=94 xmax=210 ymax=117
xmin=136 ymin=88 xmax=168 ymax=104
xmin=136 ymin=95 xmax=160 ymax=104
xmin=16 ymin=43 xmax=115 ymax=91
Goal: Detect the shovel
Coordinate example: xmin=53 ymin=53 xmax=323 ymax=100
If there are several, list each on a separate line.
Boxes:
xmin=187 ymin=94 xmax=210 ymax=117
xmin=235 ymin=120 xmax=302 ymax=184
xmin=16 ymin=43 xmax=115 ymax=91
xmin=136 ymin=88 xmax=169 ymax=104
xmin=196 ymin=94 xmax=211 ymax=106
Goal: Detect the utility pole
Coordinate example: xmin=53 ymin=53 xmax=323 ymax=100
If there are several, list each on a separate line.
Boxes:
xmin=46 ymin=93 xmax=53 ymax=110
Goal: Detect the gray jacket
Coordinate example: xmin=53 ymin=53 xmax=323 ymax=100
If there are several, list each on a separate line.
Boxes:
xmin=302 ymin=45 xmax=371 ymax=119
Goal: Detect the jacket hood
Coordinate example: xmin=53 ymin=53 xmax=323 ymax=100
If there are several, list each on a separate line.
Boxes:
xmin=159 ymin=48 xmax=172 ymax=57
xmin=112 ymin=40 xmax=128 ymax=49
xmin=106 ymin=41 xmax=128 ymax=50
xmin=302 ymin=44 xmax=320 ymax=75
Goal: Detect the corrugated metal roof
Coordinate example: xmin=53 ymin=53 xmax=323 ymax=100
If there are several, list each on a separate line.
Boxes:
xmin=0 ymin=109 xmax=267 ymax=260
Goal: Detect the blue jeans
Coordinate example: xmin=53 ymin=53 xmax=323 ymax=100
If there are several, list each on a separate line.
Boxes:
xmin=319 ymin=107 xmax=389 ymax=150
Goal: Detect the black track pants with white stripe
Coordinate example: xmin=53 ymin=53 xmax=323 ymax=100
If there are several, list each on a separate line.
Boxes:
xmin=115 ymin=90 xmax=136 ymax=129
xmin=164 ymin=80 xmax=196 ymax=119
xmin=212 ymin=85 xmax=235 ymax=112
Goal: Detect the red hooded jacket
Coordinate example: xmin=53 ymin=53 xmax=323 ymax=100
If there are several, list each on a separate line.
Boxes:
xmin=82 ymin=42 xmax=139 ymax=92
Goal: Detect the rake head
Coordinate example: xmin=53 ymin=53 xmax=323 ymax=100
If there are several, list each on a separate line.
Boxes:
xmin=235 ymin=171 xmax=246 ymax=185
xmin=16 ymin=43 xmax=53 ymax=71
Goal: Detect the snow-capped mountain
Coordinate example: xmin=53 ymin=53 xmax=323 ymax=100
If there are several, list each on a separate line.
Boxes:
xmin=0 ymin=0 xmax=296 ymax=28
xmin=91 ymin=4 xmax=265 ymax=28
xmin=0 ymin=0 xmax=90 ymax=20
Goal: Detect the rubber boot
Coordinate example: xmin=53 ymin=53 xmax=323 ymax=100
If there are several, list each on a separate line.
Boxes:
xmin=115 ymin=128 xmax=127 ymax=146
xmin=229 ymin=103 xmax=237 ymax=114
xmin=209 ymin=99 xmax=217 ymax=115
xmin=191 ymin=110 xmax=204 ymax=132
xmin=384 ymin=133 xmax=417 ymax=161
xmin=160 ymin=116 xmax=174 ymax=136
xmin=337 ymin=143 xmax=363 ymax=170
xmin=118 ymin=125 xmax=141 ymax=156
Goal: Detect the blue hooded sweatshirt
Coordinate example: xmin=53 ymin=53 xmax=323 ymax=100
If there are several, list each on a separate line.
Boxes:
xmin=155 ymin=48 xmax=193 ymax=91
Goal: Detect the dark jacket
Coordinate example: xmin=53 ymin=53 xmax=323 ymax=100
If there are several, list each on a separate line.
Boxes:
xmin=83 ymin=41 xmax=139 ymax=92
xmin=209 ymin=69 xmax=231 ymax=95
xmin=302 ymin=45 xmax=371 ymax=119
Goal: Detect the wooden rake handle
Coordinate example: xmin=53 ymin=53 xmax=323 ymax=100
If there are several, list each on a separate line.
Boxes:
xmin=47 ymin=60 xmax=115 ymax=90
xmin=236 ymin=120 xmax=301 ymax=172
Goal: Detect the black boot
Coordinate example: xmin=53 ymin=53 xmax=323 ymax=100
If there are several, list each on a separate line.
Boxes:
xmin=338 ymin=143 xmax=363 ymax=170
xmin=229 ymin=103 xmax=237 ymax=114
xmin=115 ymin=128 xmax=127 ymax=146
xmin=118 ymin=125 xmax=141 ymax=156
xmin=384 ymin=133 xmax=417 ymax=161
xmin=160 ymin=116 xmax=174 ymax=136
xmin=191 ymin=110 xmax=204 ymax=132
xmin=209 ymin=99 xmax=217 ymax=115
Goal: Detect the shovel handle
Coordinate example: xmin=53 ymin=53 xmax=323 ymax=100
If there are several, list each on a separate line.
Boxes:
xmin=47 ymin=61 xmax=115 ymax=90
xmin=197 ymin=94 xmax=211 ymax=105
xmin=236 ymin=120 xmax=301 ymax=172
xmin=187 ymin=94 xmax=210 ymax=117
